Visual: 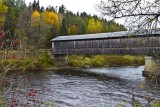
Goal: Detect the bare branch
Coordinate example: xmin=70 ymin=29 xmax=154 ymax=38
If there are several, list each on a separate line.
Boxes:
xmin=98 ymin=0 xmax=160 ymax=31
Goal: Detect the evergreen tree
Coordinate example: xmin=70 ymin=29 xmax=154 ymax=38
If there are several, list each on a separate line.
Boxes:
xmin=32 ymin=0 xmax=40 ymax=11
xmin=59 ymin=18 xmax=68 ymax=36
xmin=58 ymin=5 xmax=65 ymax=14
xmin=40 ymin=6 xmax=44 ymax=12
xmin=4 ymin=0 xmax=20 ymax=35
xmin=36 ymin=0 xmax=40 ymax=10
xmin=2 ymin=0 xmax=127 ymax=49
xmin=76 ymin=12 xmax=79 ymax=17
xmin=32 ymin=0 xmax=36 ymax=10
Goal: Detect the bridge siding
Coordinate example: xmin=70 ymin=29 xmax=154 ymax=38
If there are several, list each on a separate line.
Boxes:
xmin=53 ymin=36 xmax=160 ymax=55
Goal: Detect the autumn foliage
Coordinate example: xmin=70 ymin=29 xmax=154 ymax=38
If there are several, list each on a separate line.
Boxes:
xmin=87 ymin=18 xmax=102 ymax=33
xmin=42 ymin=11 xmax=59 ymax=26
xmin=0 ymin=0 xmax=7 ymax=28
xmin=69 ymin=25 xmax=78 ymax=35
xmin=0 ymin=0 xmax=126 ymax=49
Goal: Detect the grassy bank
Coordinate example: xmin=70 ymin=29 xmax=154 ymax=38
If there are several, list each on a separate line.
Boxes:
xmin=0 ymin=50 xmax=145 ymax=71
xmin=68 ymin=55 xmax=145 ymax=67
xmin=0 ymin=50 xmax=54 ymax=71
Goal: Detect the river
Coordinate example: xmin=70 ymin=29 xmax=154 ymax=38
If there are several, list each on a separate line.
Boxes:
xmin=4 ymin=66 xmax=160 ymax=107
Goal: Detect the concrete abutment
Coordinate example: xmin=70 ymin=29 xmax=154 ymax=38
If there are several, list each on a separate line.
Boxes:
xmin=143 ymin=56 xmax=160 ymax=77
xmin=53 ymin=54 xmax=69 ymax=67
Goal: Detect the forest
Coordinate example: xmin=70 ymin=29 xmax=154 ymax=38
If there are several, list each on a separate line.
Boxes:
xmin=0 ymin=0 xmax=141 ymax=71
xmin=0 ymin=0 xmax=158 ymax=106
xmin=0 ymin=0 xmax=127 ymax=50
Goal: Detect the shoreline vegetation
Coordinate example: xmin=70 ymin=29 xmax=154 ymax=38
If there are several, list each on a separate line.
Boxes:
xmin=0 ymin=0 xmax=129 ymax=73
xmin=0 ymin=50 xmax=145 ymax=72
xmin=68 ymin=55 xmax=145 ymax=68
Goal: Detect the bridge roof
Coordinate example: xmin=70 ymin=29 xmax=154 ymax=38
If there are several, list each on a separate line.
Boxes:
xmin=51 ymin=31 xmax=160 ymax=42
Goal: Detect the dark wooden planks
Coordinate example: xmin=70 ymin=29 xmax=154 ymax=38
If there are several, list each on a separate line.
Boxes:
xmin=52 ymin=35 xmax=160 ymax=55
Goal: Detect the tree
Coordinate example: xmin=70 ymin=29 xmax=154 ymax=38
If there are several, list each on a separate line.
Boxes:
xmin=15 ymin=0 xmax=26 ymax=9
xmin=46 ymin=5 xmax=56 ymax=12
xmin=58 ymin=5 xmax=65 ymax=14
xmin=16 ymin=8 xmax=32 ymax=49
xmin=98 ymin=0 xmax=160 ymax=32
xmin=59 ymin=18 xmax=68 ymax=36
xmin=0 ymin=0 xmax=8 ymax=28
xmin=40 ymin=11 xmax=59 ymax=48
xmin=87 ymin=18 xmax=96 ymax=33
xmin=96 ymin=20 xmax=102 ymax=33
xmin=31 ymin=0 xmax=40 ymax=11
xmin=4 ymin=0 xmax=25 ymax=36
xmin=87 ymin=18 xmax=102 ymax=33
xmin=76 ymin=17 xmax=87 ymax=34
xmin=69 ymin=25 xmax=78 ymax=35
xmin=76 ymin=12 xmax=79 ymax=17
xmin=40 ymin=6 xmax=44 ymax=12
xmin=4 ymin=0 xmax=16 ymax=35
xmin=31 ymin=10 xmax=40 ymax=28
xmin=0 ymin=0 xmax=8 ymax=50
xmin=102 ymin=21 xmax=110 ymax=32
xmin=42 ymin=11 xmax=59 ymax=26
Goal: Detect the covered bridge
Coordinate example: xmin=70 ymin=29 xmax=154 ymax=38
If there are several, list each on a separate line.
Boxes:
xmin=51 ymin=31 xmax=160 ymax=56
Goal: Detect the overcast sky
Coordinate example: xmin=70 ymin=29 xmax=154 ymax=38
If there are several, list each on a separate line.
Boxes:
xmin=25 ymin=0 xmax=125 ymax=25
xmin=25 ymin=0 xmax=101 ymax=16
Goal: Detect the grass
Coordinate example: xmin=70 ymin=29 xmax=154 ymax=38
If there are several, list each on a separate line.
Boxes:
xmin=0 ymin=50 xmax=54 ymax=71
xmin=0 ymin=49 xmax=145 ymax=71
xmin=68 ymin=55 xmax=145 ymax=67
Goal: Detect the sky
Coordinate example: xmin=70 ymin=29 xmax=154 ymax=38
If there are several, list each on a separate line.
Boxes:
xmin=25 ymin=0 xmax=125 ymax=25
xmin=25 ymin=0 xmax=102 ymax=16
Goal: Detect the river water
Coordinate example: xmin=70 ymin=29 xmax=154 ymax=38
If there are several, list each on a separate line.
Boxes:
xmin=4 ymin=66 xmax=160 ymax=107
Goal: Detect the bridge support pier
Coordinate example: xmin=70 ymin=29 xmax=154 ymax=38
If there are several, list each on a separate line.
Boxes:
xmin=143 ymin=56 xmax=160 ymax=77
xmin=53 ymin=55 xmax=69 ymax=67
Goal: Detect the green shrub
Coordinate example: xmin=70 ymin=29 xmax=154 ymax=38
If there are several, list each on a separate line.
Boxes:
xmin=133 ymin=56 xmax=145 ymax=65
xmin=91 ymin=55 xmax=106 ymax=67
xmin=0 ymin=50 xmax=54 ymax=71
xmin=37 ymin=52 xmax=53 ymax=67
xmin=68 ymin=55 xmax=145 ymax=67
xmin=68 ymin=55 xmax=85 ymax=67
xmin=123 ymin=55 xmax=134 ymax=65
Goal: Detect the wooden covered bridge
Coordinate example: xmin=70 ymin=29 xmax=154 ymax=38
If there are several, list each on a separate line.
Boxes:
xmin=51 ymin=31 xmax=160 ymax=76
xmin=51 ymin=31 xmax=160 ymax=56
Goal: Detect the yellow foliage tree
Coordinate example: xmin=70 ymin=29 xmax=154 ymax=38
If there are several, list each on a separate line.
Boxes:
xmin=96 ymin=20 xmax=102 ymax=33
xmin=0 ymin=0 xmax=8 ymax=28
xmin=31 ymin=10 xmax=40 ymax=28
xmin=87 ymin=18 xmax=102 ymax=33
xmin=69 ymin=25 xmax=78 ymax=35
xmin=87 ymin=18 xmax=96 ymax=33
xmin=42 ymin=11 xmax=59 ymax=26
